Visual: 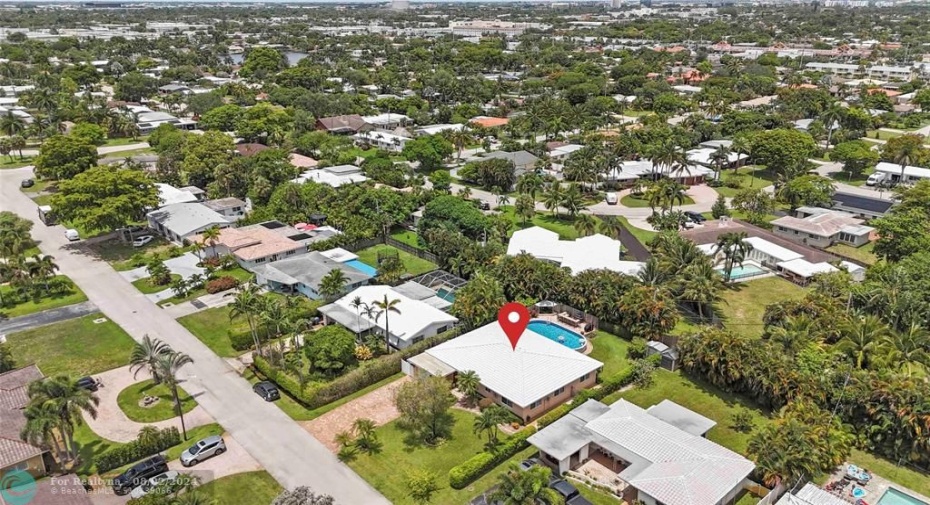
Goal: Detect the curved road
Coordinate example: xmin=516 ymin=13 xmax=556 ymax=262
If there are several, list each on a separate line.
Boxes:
xmin=0 ymin=167 xmax=390 ymax=504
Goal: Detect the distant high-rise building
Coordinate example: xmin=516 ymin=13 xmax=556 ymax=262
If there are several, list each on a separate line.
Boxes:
xmin=609 ymin=0 xmax=623 ymax=8
xmin=390 ymin=0 xmax=410 ymax=10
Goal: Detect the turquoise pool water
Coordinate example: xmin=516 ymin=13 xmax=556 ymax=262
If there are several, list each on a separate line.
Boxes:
xmin=527 ymin=320 xmax=586 ymax=351
xmin=877 ymin=489 xmax=929 ymax=505
xmin=436 ymin=287 xmax=455 ymax=302
xmin=343 ymin=259 xmax=378 ymax=277
xmin=715 ymin=263 xmax=766 ymax=279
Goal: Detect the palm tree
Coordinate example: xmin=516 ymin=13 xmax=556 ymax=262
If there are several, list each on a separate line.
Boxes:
xmin=489 ymin=464 xmax=563 ymax=505
xmin=156 ymin=351 xmax=195 ymax=440
xmin=31 ymin=254 xmax=58 ymax=291
xmin=473 ymin=405 xmax=511 ymax=445
xmin=456 ymin=370 xmax=482 ymax=405
xmin=497 ymin=191 xmax=511 ymax=207
xmin=319 ymin=268 xmax=349 ymax=300
xmin=709 ymin=145 xmax=730 ymax=182
xmin=713 ymin=232 xmax=753 ymax=283
xmin=820 ymin=104 xmax=843 ymax=148
xmin=514 ymin=194 xmax=535 ymax=225
xmin=349 ymin=296 xmax=367 ymax=341
xmin=228 ymin=284 xmax=262 ymax=354
xmin=838 ymin=314 xmax=888 ymax=369
xmin=541 ymin=184 xmax=564 ymax=218
xmin=573 ymin=214 xmax=597 ymax=237
xmin=891 ymin=139 xmax=921 ymax=185
xmin=597 ymin=216 xmax=624 ymax=240
xmin=27 ymin=376 xmax=100 ymax=461
xmin=201 ymin=226 xmax=222 ymax=258
xmin=0 ymin=110 xmax=26 ymax=137
xmin=457 ymin=186 xmax=472 ymax=200
xmin=680 ymin=269 xmax=722 ymax=320
xmin=372 ymin=295 xmax=402 ymax=353
xmin=129 ymin=335 xmax=173 ymax=383
xmin=882 ymin=323 xmax=929 ymax=375
xmin=21 ymin=401 xmax=66 ymax=462
xmin=515 ymin=172 xmax=544 ymax=201
xmin=560 ymin=184 xmax=584 ymax=219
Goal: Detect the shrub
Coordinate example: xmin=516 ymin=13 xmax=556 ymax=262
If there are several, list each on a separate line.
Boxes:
xmin=448 ymin=427 xmax=537 ymax=489
xmin=96 ymin=427 xmax=180 ymax=473
xmin=724 ymin=178 xmax=743 ymax=189
xmin=354 ymin=345 xmax=373 ymax=361
xmin=206 ymin=276 xmax=238 ymax=294
xmin=477 ymin=397 xmax=496 ymax=410
xmin=731 ymin=409 xmax=755 ymax=433
xmin=229 ymin=329 xmax=255 ymax=351
xmin=627 ymin=338 xmax=648 ymax=359
xmin=537 ymin=404 xmax=571 ymax=428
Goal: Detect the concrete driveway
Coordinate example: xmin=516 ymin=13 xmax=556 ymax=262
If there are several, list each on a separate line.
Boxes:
xmin=120 ymin=252 xmax=205 ymax=283
xmin=0 ymin=166 xmax=390 ymax=504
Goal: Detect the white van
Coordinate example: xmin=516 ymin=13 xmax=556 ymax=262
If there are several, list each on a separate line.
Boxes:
xmin=866 ymin=172 xmax=887 ymax=186
xmin=64 ymin=229 xmax=80 ymax=241
xmin=605 ymin=192 xmax=618 ymax=205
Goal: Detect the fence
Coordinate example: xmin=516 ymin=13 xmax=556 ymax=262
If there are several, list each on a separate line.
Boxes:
xmin=385 ymin=237 xmax=440 ymax=264
xmin=754 ymin=481 xmax=788 ymax=505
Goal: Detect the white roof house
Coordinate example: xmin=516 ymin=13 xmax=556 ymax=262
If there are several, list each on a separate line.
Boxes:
xmin=528 ymin=399 xmax=754 ymax=505
xmin=776 ymin=483 xmax=850 ymax=505
xmin=156 ymin=183 xmax=202 ymax=207
xmin=414 ymin=322 xmax=603 ymax=408
xmin=549 ymin=144 xmax=586 ymax=160
xmin=292 ymin=165 xmax=368 ymax=188
xmin=685 ymin=147 xmax=747 ymax=168
xmin=507 ymin=227 xmax=644 ymax=276
xmin=777 ymin=258 xmax=839 ymax=279
xmin=146 ymin=203 xmax=232 ymax=242
xmin=874 ymin=161 xmax=930 ymax=183
xmin=414 ymin=123 xmax=463 ymax=136
xmin=319 ymin=285 xmax=458 ymax=349
xmin=742 ymin=237 xmax=804 ymax=263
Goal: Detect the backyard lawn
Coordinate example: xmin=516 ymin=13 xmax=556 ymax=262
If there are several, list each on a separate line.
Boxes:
xmin=588 ymin=331 xmax=632 ymax=378
xmin=348 ymin=408 xmax=537 ymax=505
xmin=131 ymin=274 xmax=180 ymax=294
xmin=6 ymin=314 xmax=136 ymax=377
xmin=826 ymin=242 xmax=878 ymax=266
xmin=356 ymin=244 xmax=437 ymax=276
xmin=717 ymin=277 xmax=807 ymax=338
xmin=0 ymin=275 xmax=88 ymax=318
xmin=195 ymin=471 xmax=282 ymax=505
xmin=620 ymin=194 xmax=695 ymax=208
xmin=177 ymin=306 xmax=250 ymax=358
xmin=712 ymin=166 xmax=776 ymax=198
xmin=116 ymin=379 xmax=197 ymax=423
xmin=498 ymin=205 xmax=582 ymax=240
xmin=390 ymin=229 xmax=422 ymax=249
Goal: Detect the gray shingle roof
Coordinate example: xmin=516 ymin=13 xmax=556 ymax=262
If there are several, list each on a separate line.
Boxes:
xmin=252 ymin=252 xmax=371 ymax=292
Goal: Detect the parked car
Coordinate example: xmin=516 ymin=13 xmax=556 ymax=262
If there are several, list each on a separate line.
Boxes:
xmin=180 ymin=435 xmax=226 ymax=467
xmin=684 ymin=211 xmax=706 ymax=223
xmin=75 ymin=376 xmax=99 ymax=392
xmin=64 ymin=229 xmax=80 ymax=241
xmin=866 ymin=172 xmax=888 ymax=186
xmin=20 ymin=178 xmax=34 ymax=188
xmin=253 ymin=381 xmax=280 ymax=402
xmin=132 ymin=235 xmax=154 ymax=247
xmin=549 ymin=479 xmax=594 ymax=505
xmin=129 ymin=471 xmax=180 ymax=499
xmin=112 ymin=456 xmax=169 ymax=495
xmin=476 ymin=200 xmax=491 ymax=211
xmin=518 ymin=458 xmax=541 ymax=471
xmin=605 ymin=192 xmax=618 ymax=205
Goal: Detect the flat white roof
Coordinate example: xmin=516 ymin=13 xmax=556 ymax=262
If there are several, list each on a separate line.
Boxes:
xmin=777 ymin=258 xmax=838 ymax=278
xmin=507 ymin=227 xmax=644 ymax=276
xmin=875 ymin=161 xmax=930 ymax=180
xmin=156 ymin=183 xmax=201 ymax=207
xmin=292 ymin=169 xmax=368 ymax=188
xmin=323 ymin=285 xmax=458 ymax=343
xmin=423 ymin=322 xmax=603 ymax=407
xmin=742 ymin=236 xmax=804 ymax=262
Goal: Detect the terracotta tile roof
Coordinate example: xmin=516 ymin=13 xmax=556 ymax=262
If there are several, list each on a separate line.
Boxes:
xmin=289 ymin=153 xmax=319 ymax=168
xmin=195 ymin=226 xmax=302 ymax=261
xmin=0 ymin=365 xmax=47 ymax=468
xmin=470 ymin=117 xmax=509 ymax=128
xmin=235 ymin=143 xmax=270 ymax=157
xmin=316 ymin=114 xmax=368 ymax=133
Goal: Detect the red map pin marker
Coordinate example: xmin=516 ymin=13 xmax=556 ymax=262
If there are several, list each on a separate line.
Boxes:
xmin=498 ymin=302 xmax=530 ymax=350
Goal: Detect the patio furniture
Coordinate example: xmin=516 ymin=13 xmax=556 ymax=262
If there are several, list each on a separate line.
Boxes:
xmin=845 ymin=464 xmax=871 ymax=485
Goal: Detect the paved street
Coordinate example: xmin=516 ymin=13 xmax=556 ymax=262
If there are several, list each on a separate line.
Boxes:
xmin=19 ymin=142 xmax=150 ymax=158
xmin=809 ymin=160 xmax=896 ymax=199
xmin=0 ymin=300 xmax=99 ymax=334
xmin=0 ymin=167 xmax=390 ymax=504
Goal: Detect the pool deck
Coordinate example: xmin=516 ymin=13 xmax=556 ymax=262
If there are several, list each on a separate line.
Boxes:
xmin=531 ymin=314 xmax=594 ymax=354
xmin=826 ymin=463 xmax=930 ymax=505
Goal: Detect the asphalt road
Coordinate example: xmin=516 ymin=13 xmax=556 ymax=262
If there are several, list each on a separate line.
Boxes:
xmin=0 ymin=300 xmax=99 ymax=334
xmin=0 ymin=167 xmax=390 ymax=504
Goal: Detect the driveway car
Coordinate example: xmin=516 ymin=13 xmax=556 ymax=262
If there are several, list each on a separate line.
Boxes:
xmin=132 ymin=235 xmax=154 ymax=247
xmin=20 ymin=178 xmax=34 ymax=188
xmin=112 ymin=455 xmax=169 ymax=495
xmin=75 ymin=376 xmax=99 ymax=392
xmin=180 ymin=435 xmax=226 ymax=467
xmin=129 ymin=471 xmax=180 ymax=499
xmin=253 ymin=381 xmax=280 ymax=402
xmin=518 ymin=458 xmax=541 ymax=471
xmin=64 ymin=229 xmax=80 ymax=241
xmin=549 ymin=479 xmax=594 ymax=505
xmin=684 ymin=211 xmax=707 ymax=223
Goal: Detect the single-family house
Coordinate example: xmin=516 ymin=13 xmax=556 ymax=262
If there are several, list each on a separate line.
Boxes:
xmin=319 ymin=285 xmax=459 ymax=350
xmin=192 ymin=220 xmax=336 ymax=269
xmin=414 ymin=124 xmax=463 ymax=136
xmin=772 ymin=208 xmax=873 ymax=248
xmin=507 ymin=227 xmax=644 ymax=276
xmin=830 ymin=192 xmax=894 ymax=220
xmin=604 ymin=160 xmax=713 ymax=186
xmin=405 ymin=322 xmax=603 ymax=422
xmin=202 ymin=197 xmax=247 ymax=219
xmin=289 ymin=153 xmax=319 ymax=170
xmin=549 ymin=143 xmax=586 ymax=161
xmin=293 ymin=164 xmax=368 ymax=188
xmin=775 ymin=483 xmax=853 ymax=505
xmin=362 ymin=113 xmax=410 ymax=129
xmin=1 ymin=365 xmax=49 ymax=480
xmin=147 ymin=203 xmax=232 ymax=243
xmin=528 ymin=398 xmax=754 ymax=505
xmin=873 ymin=161 xmax=930 ymax=185
xmin=252 ymin=252 xmax=372 ymax=299
xmin=155 ymin=183 xmax=204 ymax=207
xmin=479 ymin=150 xmax=540 ymax=176
xmin=234 ymin=143 xmax=270 ymax=157
xmin=315 ymin=114 xmax=370 ymax=135
xmin=470 ymin=116 xmax=509 ymax=129
xmin=159 ymin=83 xmax=191 ymax=95
xmin=686 ymin=147 xmax=747 ymax=170
xmin=354 ymin=130 xmax=411 ymax=152
xmin=777 ymin=258 xmax=839 ymax=285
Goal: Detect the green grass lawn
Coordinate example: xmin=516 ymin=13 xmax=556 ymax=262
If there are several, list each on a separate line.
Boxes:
xmin=157 ymin=266 xmax=254 ymax=306
xmin=98 ymin=147 xmax=155 ymax=159
xmin=498 ymin=205 xmax=585 ymax=240
xmin=116 ymin=379 xmax=197 ymax=423
xmin=616 ymin=216 xmax=657 ymax=246
xmin=5 ymin=313 xmax=136 ymax=377
xmin=356 ymin=244 xmax=437 ymax=276
xmin=32 ymin=194 xmax=53 ymax=206
xmin=588 ymin=331 xmax=632 ymax=378
xmin=825 ymin=166 xmax=874 ymax=187
xmin=620 ymin=194 xmax=695 ymax=208
xmin=0 ymin=276 xmax=88 ymax=318
xmin=718 ymin=277 xmax=807 ymax=338
xmin=576 ymin=483 xmax=625 ymax=505
xmin=390 ymin=229 xmax=422 ymax=249
xmin=866 ymin=129 xmax=903 ymax=141
xmin=826 ymin=242 xmax=878 ymax=266
xmin=131 ymin=274 xmax=180 ymax=294
xmin=103 ymin=136 xmax=148 ymax=147
xmin=177 ymin=306 xmax=250 ymax=358
xmin=713 ymin=166 xmax=776 ymax=198
xmin=607 ymin=370 xmax=770 ymax=454
xmin=86 ymin=236 xmax=178 ymax=270
xmin=20 ymin=178 xmax=56 ymax=194
xmin=196 ymin=471 xmax=282 ymax=505
xmin=0 ymin=156 xmax=34 ymax=169
xmin=348 ymin=409 xmax=537 ymax=505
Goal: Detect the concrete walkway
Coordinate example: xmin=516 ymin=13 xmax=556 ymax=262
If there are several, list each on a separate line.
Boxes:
xmin=162 ymin=289 xmax=236 ymax=319
xmin=0 ymin=166 xmax=391 ymax=504
xmin=0 ymin=301 xmax=99 ymax=334
xmin=84 ymin=366 xmax=214 ymax=443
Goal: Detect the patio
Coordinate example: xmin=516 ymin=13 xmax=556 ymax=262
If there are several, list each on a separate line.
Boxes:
xmin=569 ymin=452 xmax=631 ymax=500
xmin=825 ymin=463 xmax=930 ymax=505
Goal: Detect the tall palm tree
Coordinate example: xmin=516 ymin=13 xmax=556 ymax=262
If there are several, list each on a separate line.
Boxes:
xmin=201 ymin=226 xmax=222 ymax=258
xmin=515 ymin=172 xmax=544 ymax=202
xmin=514 ymin=194 xmax=535 ymax=225
xmin=489 ymin=464 xmax=563 ymax=505
xmin=349 ymin=296 xmax=367 ymax=341
xmin=882 ymin=323 xmax=929 ymax=376
xmin=27 ymin=376 xmax=100 ymax=461
xmin=597 ymin=216 xmax=624 ymax=240
xmin=820 ymin=104 xmax=843 ymax=148
xmin=713 ymin=232 xmax=753 ymax=283
xmin=838 ymin=314 xmax=888 ymax=369
xmin=573 ymin=214 xmax=597 ymax=237
xmin=31 ymin=254 xmax=58 ymax=291
xmin=709 ymin=145 xmax=730 ymax=182
xmin=891 ymin=139 xmax=921 ymax=185
xmin=560 ymin=184 xmax=584 ymax=219
xmin=228 ymin=284 xmax=262 ymax=354
xmin=129 ymin=335 xmax=173 ymax=383
xmin=21 ymin=401 xmax=66 ymax=462
xmin=319 ymin=268 xmax=349 ymax=300
xmin=0 ymin=110 xmax=26 ymax=137
xmin=372 ymin=295 xmax=402 ymax=353
xmin=681 ymin=270 xmax=722 ymax=320
xmin=541 ymin=184 xmax=564 ymax=218
xmin=156 ymin=351 xmax=195 ymax=440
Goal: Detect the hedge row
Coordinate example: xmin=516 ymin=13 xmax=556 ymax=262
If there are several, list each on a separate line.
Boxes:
xmin=449 ymin=366 xmax=636 ymax=489
xmin=97 ymin=427 xmax=180 ymax=473
xmin=449 ymin=426 xmax=537 ymax=489
xmin=253 ymin=327 xmax=462 ymax=409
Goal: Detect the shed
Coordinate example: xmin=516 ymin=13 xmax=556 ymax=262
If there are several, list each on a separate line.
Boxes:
xmin=645 ymin=341 xmax=679 ymax=371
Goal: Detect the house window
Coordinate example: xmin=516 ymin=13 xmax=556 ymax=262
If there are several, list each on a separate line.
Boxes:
xmin=809 ymin=234 xmax=817 ymax=239
xmin=530 ymin=400 xmax=540 ymax=409
xmin=501 ymin=397 xmax=513 ymax=407
xmin=793 ymin=230 xmax=799 ymax=235
xmin=580 ymin=373 xmax=590 ymax=382
xmin=254 ymin=257 xmax=266 ymax=264
xmin=552 ymin=387 xmax=565 ymax=398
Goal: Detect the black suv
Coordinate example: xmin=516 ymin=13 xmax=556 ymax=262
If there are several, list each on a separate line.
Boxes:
xmin=112 ymin=455 xmax=168 ymax=495
xmin=684 ymin=211 xmax=707 ymax=223
xmin=253 ymin=381 xmax=280 ymax=401
xmin=75 ymin=376 xmax=98 ymax=392
xmin=549 ymin=479 xmax=594 ymax=505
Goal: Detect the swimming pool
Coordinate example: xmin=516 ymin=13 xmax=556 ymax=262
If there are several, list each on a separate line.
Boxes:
xmin=436 ymin=287 xmax=456 ymax=302
xmin=715 ymin=263 xmax=766 ymax=280
xmin=343 ymin=259 xmax=378 ymax=277
xmin=527 ymin=320 xmax=587 ymax=351
xmin=877 ymin=488 xmax=929 ymax=505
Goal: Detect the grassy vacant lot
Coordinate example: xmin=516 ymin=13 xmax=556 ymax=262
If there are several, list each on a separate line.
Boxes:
xmin=390 ymin=229 xmax=422 ymax=249
xmin=116 ymin=379 xmax=197 ymax=423
xmin=713 ymin=166 xmax=776 ymax=198
xmin=356 ymin=244 xmax=436 ymax=276
xmin=620 ymin=194 xmax=695 ymax=208
xmin=588 ymin=331 xmax=632 ymax=378
xmin=717 ymin=277 xmax=807 ymax=338
xmin=6 ymin=314 xmax=136 ymax=377
xmin=131 ymin=274 xmax=180 ymax=294
xmin=196 ymin=471 xmax=282 ymax=505
xmin=0 ymin=276 xmax=88 ymax=318
xmin=348 ymin=408 xmax=537 ymax=505
xmin=607 ymin=370 xmax=770 ymax=455
xmin=827 ymin=242 xmax=878 ymax=266
xmin=103 ymin=136 xmax=148 ymax=147
xmin=177 ymin=306 xmax=250 ymax=358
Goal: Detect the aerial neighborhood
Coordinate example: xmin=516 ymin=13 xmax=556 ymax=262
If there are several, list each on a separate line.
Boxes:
xmin=2 ymin=2 xmax=930 ymax=505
